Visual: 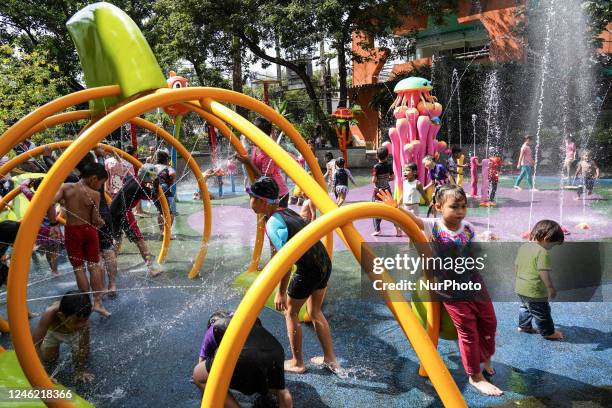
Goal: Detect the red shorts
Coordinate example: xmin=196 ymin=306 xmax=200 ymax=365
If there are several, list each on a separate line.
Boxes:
xmin=64 ymin=224 xmax=100 ymax=267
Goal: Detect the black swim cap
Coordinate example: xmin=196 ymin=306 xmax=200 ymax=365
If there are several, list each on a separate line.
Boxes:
xmin=247 ymin=176 xmax=279 ymax=202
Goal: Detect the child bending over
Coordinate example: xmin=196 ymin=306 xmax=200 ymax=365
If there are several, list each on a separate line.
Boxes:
xmin=33 ymin=290 xmax=94 ymax=382
xmin=192 ymin=310 xmax=293 ymax=408
xmin=515 ymin=220 xmax=564 ymax=340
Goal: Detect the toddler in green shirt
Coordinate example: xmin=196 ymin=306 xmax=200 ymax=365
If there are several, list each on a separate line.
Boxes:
xmin=515 ymin=220 xmax=565 ymax=340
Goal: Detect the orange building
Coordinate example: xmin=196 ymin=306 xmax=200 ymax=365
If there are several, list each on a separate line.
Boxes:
xmin=350 ymin=0 xmax=529 ymax=147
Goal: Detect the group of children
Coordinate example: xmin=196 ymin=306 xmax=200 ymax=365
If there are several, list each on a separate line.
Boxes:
xmin=0 ymin=129 xmax=590 ymax=406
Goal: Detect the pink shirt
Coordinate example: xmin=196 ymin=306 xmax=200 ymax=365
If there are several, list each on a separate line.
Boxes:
xmin=226 ymin=159 xmax=237 ymax=174
xmin=565 ymin=142 xmax=576 ymax=161
xmin=251 ymin=147 xmax=289 ymax=196
xmin=519 ymin=143 xmax=534 ymax=166
xmin=105 ymin=156 xmax=134 ymax=195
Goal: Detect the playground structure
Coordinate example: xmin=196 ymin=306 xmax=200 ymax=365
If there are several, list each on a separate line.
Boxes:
xmin=0 ymin=3 xmax=467 ymax=408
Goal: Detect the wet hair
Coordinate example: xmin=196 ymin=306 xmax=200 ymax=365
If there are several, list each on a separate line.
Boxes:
xmin=451 ymin=147 xmax=462 ymax=155
xmin=376 ymin=147 xmax=389 ymax=161
xmin=80 ymin=162 xmax=108 ymax=181
xmin=436 ymin=184 xmax=467 ymax=206
xmin=404 ymin=162 xmax=417 ymax=172
xmin=76 ymin=151 xmax=96 ymax=172
xmin=59 ymin=290 xmax=92 ymax=318
xmin=207 ymin=310 xmax=231 ymax=329
xmin=335 ymin=157 xmax=345 ymax=167
xmin=156 ymin=150 xmax=170 ymax=164
xmin=529 ymin=220 xmax=564 ymax=243
xmin=254 ymin=117 xmax=272 ymax=136
xmin=324 ymin=151 xmax=333 ymax=161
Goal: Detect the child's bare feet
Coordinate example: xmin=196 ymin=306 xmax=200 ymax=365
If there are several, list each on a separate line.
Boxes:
xmin=469 ymin=373 xmax=503 ymax=396
xmin=107 ymin=284 xmax=117 ymax=298
xmin=371 ymin=231 xmax=381 ymax=237
xmin=93 ymin=303 xmax=111 ymax=318
xmin=544 ymin=330 xmax=563 ymax=340
xmin=147 ymin=264 xmax=162 ymax=278
xmin=310 ymin=356 xmax=340 ymax=374
xmin=396 ymin=230 xmax=403 ymax=237
xmin=513 ymin=185 xmax=521 ymax=190
xmin=517 ymin=326 xmax=537 ymax=334
xmin=284 ymin=359 xmax=306 ymax=374
xmin=75 ymin=371 xmax=95 ymax=383
xmin=51 ymin=271 xmax=60 ymax=277
xmin=483 ymin=359 xmax=496 ymax=378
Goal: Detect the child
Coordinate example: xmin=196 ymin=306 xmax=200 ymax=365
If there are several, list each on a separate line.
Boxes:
xmin=562 ymin=136 xmax=576 ymax=178
xmin=447 ymin=147 xmax=467 ymax=183
xmin=422 ymin=155 xmax=453 ymax=217
xmin=378 ymin=185 xmax=503 ymax=396
xmin=372 ymin=147 xmax=401 ymax=237
xmin=322 ymin=151 xmax=336 ymax=190
xmin=573 ymin=152 xmax=599 ymax=199
xmin=299 ymin=192 xmax=316 ymax=224
xmin=32 ymin=290 xmax=94 ymax=382
xmin=227 ymin=158 xmax=237 ymax=193
xmin=192 ymin=310 xmax=293 ymax=408
xmin=247 ymin=177 xmax=337 ymax=374
xmin=214 ymin=167 xmax=225 ymax=198
xmin=154 ymin=151 xmax=177 ymax=234
xmin=515 ymin=220 xmax=564 ymax=340
xmin=331 ymin=157 xmax=356 ymax=206
xmin=400 ymin=163 xmax=429 ymax=215
xmin=20 ymin=178 xmax=62 ymax=276
xmin=47 ymin=163 xmax=110 ymax=318
xmin=487 ymin=156 xmax=503 ymax=203
xmin=109 ymin=164 xmax=162 ymax=277
xmin=514 ymin=135 xmax=536 ymax=191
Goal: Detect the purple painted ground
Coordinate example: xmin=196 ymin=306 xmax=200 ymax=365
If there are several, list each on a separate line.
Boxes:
xmin=188 ymin=180 xmax=611 ymax=251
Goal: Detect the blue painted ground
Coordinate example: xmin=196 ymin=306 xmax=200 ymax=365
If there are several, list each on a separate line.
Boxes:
xmin=1 ymin=188 xmax=611 ymax=407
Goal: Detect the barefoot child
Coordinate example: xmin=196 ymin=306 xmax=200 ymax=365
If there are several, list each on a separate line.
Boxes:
xmin=422 ymin=155 xmax=453 ymax=217
xmin=573 ymin=152 xmax=599 ymax=199
xmin=331 ymin=157 xmax=356 ymax=206
xmin=400 ymin=163 xmax=429 ymax=215
xmin=322 ymin=151 xmax=336 ymax=191
xmin=378 ymin=186 xmax=503 ymax=396
xmin=192 ymin=310 xmax=293 ymax=408
xmin=299 ymin=192 xmax=316 ymax=224
xmin=372 ymin=147 xmax=401 ymax=237
xmin=109 ymin=164 xmax=162 ymax=277
xmin=515 ymin=220 xmax=564 ymax=340
xmin=247 ymin=177 xmax=337 ymax=374
xmin=20 ymin=178 xmax=62 ymax=276
xmin=47 ymin=163 xmax=110 ymax=317
xmin=33 ymin=290 xmax=94 ymax=382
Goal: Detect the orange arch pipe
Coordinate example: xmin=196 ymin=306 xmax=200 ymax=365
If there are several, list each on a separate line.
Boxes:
xmin=182 ymin=104 xmax=263 ymax=273
xmin=203 ymin=203 xmax=465 ymax=408
xmin=0 ymin=86 xmax=120 ymax=158
xmin=6 ymin=88 xmax=442 ymax=408
xmin=19 ymin=110 xmax=91 ymax=142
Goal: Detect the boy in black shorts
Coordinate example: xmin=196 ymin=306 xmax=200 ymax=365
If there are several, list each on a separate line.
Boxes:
xmin=192 ymin=310 xmax=292 ymax=407
xmin=247 ymin=177 xmax=338 ymax=374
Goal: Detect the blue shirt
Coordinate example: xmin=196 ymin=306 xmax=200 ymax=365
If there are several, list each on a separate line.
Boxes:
xmin=430 ymin=163 xmax=449 ymax=184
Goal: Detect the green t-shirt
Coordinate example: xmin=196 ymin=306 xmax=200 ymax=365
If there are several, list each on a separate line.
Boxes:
xmin=515 ymin=242 xmax=552 ymax=298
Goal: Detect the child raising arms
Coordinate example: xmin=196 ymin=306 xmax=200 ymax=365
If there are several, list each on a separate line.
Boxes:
xmin=378 ymin=185 xmax=503 ymax=396
xmin=48 ymin=163 xmax=110 ymax=317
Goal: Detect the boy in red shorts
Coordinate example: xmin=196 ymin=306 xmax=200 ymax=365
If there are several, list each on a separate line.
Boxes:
xmin=48 ymin=163 xmax=110 ymax=317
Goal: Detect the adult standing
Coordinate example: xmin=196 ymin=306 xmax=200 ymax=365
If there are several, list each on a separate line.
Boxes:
xmin=514 ymin=135 xmax=537 ymax=191
xmin=235 ymin=118 xmax=291 ymax=207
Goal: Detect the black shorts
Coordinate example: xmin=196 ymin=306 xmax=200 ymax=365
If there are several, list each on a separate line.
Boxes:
xmin=288 ymin=263 xmax=331 ymax=300
xmin=98 ymin=223 xmax=114 ymax=251
xmin=153 ymin=194 xmax=176 ymax=215
xmin=205 ymin=326 xmax=285 ymax=395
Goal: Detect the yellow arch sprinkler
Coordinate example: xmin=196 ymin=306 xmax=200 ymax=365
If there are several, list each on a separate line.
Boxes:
xmin=0 ymin=3 xmax=465 ymax=408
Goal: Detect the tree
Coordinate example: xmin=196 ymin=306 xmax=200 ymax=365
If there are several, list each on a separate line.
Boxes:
xmin=0 ymin=1 xmax=153 ymax=93
xmin=0 ymin=44 xmax=83 ymax=143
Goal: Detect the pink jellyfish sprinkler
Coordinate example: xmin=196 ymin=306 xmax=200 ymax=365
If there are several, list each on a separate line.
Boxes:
xmin=389 ymin=77 xmax=446 ymax=201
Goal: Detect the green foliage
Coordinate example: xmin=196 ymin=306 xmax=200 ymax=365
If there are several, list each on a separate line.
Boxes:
xmin=0 ymin=44 xmax=82 ymax=144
